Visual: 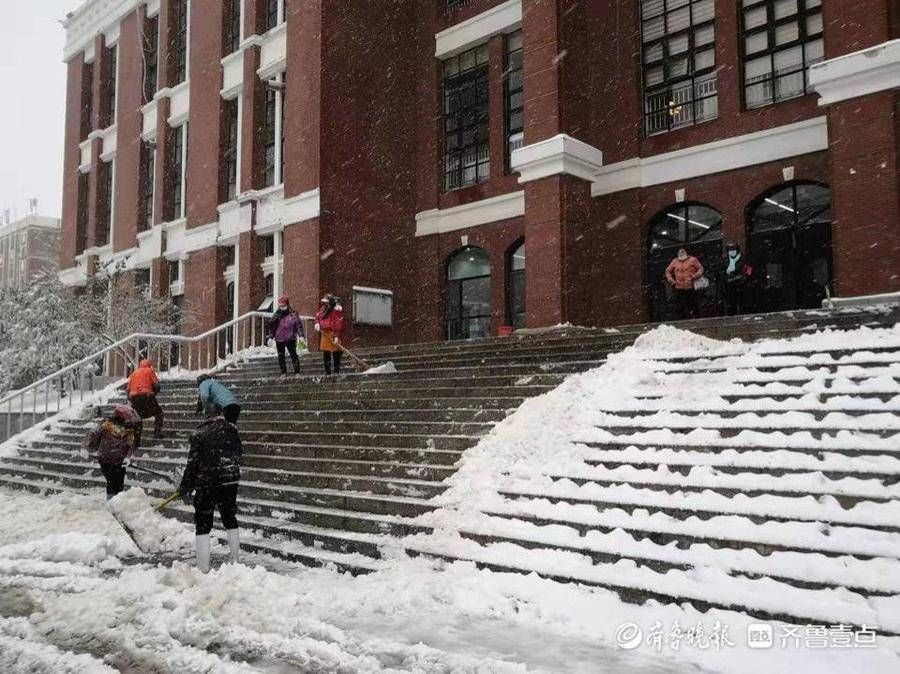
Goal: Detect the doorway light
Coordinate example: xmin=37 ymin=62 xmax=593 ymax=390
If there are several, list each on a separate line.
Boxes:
xmin=765 ymin=198 xmax=796 ymax=213
xmin=667 ymin=212 xmax=710 ymax=230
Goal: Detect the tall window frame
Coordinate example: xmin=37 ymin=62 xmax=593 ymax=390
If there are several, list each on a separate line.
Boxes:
xmin=139 ymin=140 xmax=156 ymax=231
xmin=263 ymin=74 xmax=285 ymax=188
xmin=143 ymin=14 xmax=159 ymax=103
xmin=76 ymin=172 xmax=90 ymax=254
xmin=103 ymin=45 xmax=118 ymax=128
xmin=640 ymin=0 xmax=718 ymax=136
xmin=223 ymin=0 xmax=242 ymax=55
xmin=170 ymin=0 xmax=188 ymax=86
xmin=740 ymin=0 xmax=824 ymax=109
xmin=97 ymin=160 xmax=115 ymax=247
xmin=504 ymin=31 xmax=524 ymax=172
xmin=81 ymin=62 xmax=94 ymax=140
xmin=442 ymin=43 xmax=490 ymax=192
xmin=221 ymin=98 xmax=239 ymax=203
xmin=169 ymin=123 xmax=187 ymax=221
xmin=264 ymin=0 xmax=284 ymax=32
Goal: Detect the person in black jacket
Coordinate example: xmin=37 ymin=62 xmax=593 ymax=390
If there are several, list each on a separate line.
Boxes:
xmin=178 ymin=415 xmax=243 ymax=572
xmin=722 ymin=242 xmax=754 ymax=316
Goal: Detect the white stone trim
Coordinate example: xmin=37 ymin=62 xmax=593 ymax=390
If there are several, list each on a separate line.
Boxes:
xmin=145 ymin=0 xmax=160 ymax=19
xmin=99 ymin=125 xmax=117 ymax=161
xmin=415 ymin=190 xmax=524 ymax=237
xmin=435 ymin=0 xmax=521 ymax=58
xmin=183 ymin=221 xmax=219 ymax=254
xmin=591 ymin=117 xmax=829 ymax=197
xmin=63 ymin=0 xmax=137 ymax=61
xmin=126 ymin=224 xmax=163 ymax=269
xmin=258 ymin=22 xmax=287 ymax=80
xmin=141 ymin=99 xmax=158 ymax=140
xmin=221 ymin=50 xmax=244 ymax=99
xmin=809 ymin=39 xmax=900 ymax=106
xmin=167 ymin=81 xmax=190 ymax=126
xmin=255 ymin=187 xmax=286 ymax=234
xmin=217 ymin=200 xmax=253 ymax=243
xmin=282 ymin=188 xmax=321 ymax=226
xmin=511 ymin=134 xmax=604 ymax=184
xmin=59 ymin=265 xmax=89 ymax=287
xmin=103 ymin=21 xmax=120 ymax=48
xmin=79 ymin=140 xmax=93 ymax=173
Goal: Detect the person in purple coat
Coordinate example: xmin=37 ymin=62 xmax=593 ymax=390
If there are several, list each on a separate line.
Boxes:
xmin=268 ymin=295 xmax=304 ymax=375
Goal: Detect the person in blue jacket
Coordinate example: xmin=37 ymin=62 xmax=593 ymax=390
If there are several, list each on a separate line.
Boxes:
xmin=195 ymin=375 xmax=241 ymax=424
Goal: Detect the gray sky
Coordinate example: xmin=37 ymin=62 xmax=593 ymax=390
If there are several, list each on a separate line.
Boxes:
xmin=0 ymin=0 xmax=84 ymax=221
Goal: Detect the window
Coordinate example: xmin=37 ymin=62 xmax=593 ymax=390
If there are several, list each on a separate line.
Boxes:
xmin=143 ymin=15 xmax=159 ymax=102
xmin=504 ymin=31 xmax=524 ymax=171
xmin=102 ymin=45 xmax=117 ymax=127
xmin=265 ymin=0 xmax=283 ymax=32
xmin=97 ymin=160 xmax=114 ymax=247
xmin=748 ymin=182 xmax=832 ymax=310
xmin=262 ymin=234 xmax=275 ymax=258
xmin=263 ymin=76 xmax=285 ymax=187
xmin=169 ymin=124 xmax=186 ymax=220
xmin=446 ymin=247 xmax=491 ymax=340
xmin=224 ymin=245 xmax=236 ymax=267
xmin=646 ymin=203 xmax=723 ymax=321
xmin=224 ymin=0 xmax=242 ymax=55
xmin=353 ymin=287 xmax=393 ymax=327
xmin=221 ymin=98 xmax=239 ymax=203
xmin=76 ymin=172 xmax=89 ymax=254
xmin=139 ymin=140 xmax=155 ymax=231
xmin=641 ymin=0 xmax=718 ymax=135
xmin=507 ymin=241 xmax=525 ymax=329
xmin=170 ymin=0 xmax=188 ymax=85
xmin=168 ymin=259 xmax=181 ymax=284
xmin=741 ymin=0 xmax=824 ymax=109
xmin=81 ymin=62 xmax=94 ymax=140
xmin=259 ymin=273 xmax=275 ymax=312
xmin=443 ymin=44 xmax=490 ymax=191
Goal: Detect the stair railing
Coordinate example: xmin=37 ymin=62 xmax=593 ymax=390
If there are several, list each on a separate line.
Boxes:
xmin=0 ymin=311 xmax=314 ymax=442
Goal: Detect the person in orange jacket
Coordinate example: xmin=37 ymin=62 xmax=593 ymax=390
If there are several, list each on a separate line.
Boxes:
xmin=665 ymin=248 xmax=704 ymax=320
xmin=127 ymin=359 xmax=165 ymax=439
xmin=315 ymin=294 xmax=345 ymax=375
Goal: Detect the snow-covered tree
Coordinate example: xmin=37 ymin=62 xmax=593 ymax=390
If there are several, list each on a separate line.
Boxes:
xmin=0 ymin=268 xmax=191 ymax=395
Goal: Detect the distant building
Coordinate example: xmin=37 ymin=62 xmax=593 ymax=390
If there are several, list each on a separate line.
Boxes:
xmin=0 ymin=215 xmax=61 ymax=291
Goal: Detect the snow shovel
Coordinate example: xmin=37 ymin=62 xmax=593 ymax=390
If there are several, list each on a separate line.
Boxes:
xmin=338 ymin=344 xmax=371 ymax=372
xmin=154 ymin=492 xmax=181 ymax=511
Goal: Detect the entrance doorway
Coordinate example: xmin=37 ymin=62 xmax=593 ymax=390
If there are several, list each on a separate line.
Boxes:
xmin=646 ymin=203 xmax=724 ymax=322
xmin=507 ymin=241 xmax=525 ymax=329
xmin=747 ymin=182 xmax=832 ymax=312
xmin=446 ymin=247 xmax=491 ymax=340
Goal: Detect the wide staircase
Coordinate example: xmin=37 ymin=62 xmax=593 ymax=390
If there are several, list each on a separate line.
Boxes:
xmin=0 ymin=305 xmax=898 ymax=629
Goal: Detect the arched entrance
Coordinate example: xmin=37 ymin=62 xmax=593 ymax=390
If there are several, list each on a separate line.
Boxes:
xmin=506 ymin=240 xmax=525 ymax=329
xmin=446 ymin=247 xmax=491 ymax=340
xmin=747 ymin=182 xmax=833 ymax=312
xmin=646 ymin=203 xmax=723 ymax=322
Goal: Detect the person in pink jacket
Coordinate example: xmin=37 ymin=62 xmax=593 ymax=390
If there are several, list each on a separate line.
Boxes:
xmin=665 ymin=248 xmax=704 ymax=320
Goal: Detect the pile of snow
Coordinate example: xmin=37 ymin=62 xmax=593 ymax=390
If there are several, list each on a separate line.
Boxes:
xmin=107 ymin=488 xmax=193 ymax=555
xmin=631 ymin=323 xmax=740 ymax=356
xmin=361 ymin=362 xmax=398 ymax=375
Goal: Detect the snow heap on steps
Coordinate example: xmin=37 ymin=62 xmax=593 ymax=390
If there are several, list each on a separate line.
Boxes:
xmin=407 ymin=321 xmax=900 ymax=635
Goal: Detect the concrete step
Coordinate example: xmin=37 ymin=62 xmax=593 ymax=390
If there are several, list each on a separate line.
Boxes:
xmin=97 ymin=407 xmax=510 ymax=424
xmin=582 ymin=439 xmax=900 ymax=459
xmin=598 ymin=407 xmax=900 ymax=420
xmin=103 ymin=396 xmax=526 ymax=412
xmin=29 ymin=436 xmax=465 ymax=465
xmin=594 ymin=424 xmax=900 ymax=440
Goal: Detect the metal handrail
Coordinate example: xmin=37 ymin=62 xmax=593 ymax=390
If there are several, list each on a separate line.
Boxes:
xmin=1 ymin=310 xmax=315 ymax=442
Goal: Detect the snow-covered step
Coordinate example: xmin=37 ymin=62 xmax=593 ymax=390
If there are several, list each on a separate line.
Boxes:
xmin=652 ymin=350 xmax=900 ymax=373
xmin=594 ymin=408 xmax=900 ymax=430
xmin=583 ymin=446 xmax=900 ymax=479
xmin=585 ymin=427 xmax=900 ymax=448
xmin=457 ymin=514 xmax=900 ymax=595
xmin=498 ymin=479 xmax=900 ymax=530
xmin=407 ymin=537 xmax=900 ymax=634
xmin=598 ymin=398 xmax=900 ymax=415
xmin=545 ymin=466 xmax=900 ymax=502
xmin=486 ymin=496 xmax=900 ymax=559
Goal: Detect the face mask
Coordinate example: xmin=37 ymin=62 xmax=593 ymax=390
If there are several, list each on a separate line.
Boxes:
xmin=729 ymin=251 xmax=738 ymax=258
xmin=678 ymin=253 xmax=687 ymax=261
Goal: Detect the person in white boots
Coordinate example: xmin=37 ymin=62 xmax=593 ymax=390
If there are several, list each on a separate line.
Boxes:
xmin=178 ymin=412 xmax=243 ymax=572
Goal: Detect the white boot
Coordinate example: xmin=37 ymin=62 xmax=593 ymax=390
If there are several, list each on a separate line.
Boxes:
xmin=226 ymin=529 xmax=240 ymax=564
xmin=195 ymin=534 xmax=211 ymax=573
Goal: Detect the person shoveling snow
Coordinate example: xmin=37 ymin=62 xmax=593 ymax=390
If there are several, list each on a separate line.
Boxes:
xmin=86 ymin=404 xmax=142 ymax=501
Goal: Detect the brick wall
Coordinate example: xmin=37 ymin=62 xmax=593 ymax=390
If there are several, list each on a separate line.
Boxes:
xmin=61 ymin=56 xmax=86 ymax=269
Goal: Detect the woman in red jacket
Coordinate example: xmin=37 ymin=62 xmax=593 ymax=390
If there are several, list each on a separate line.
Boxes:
xmin=315 ymin=294 xmax=345 ymax=375
xmin=665 ymin=248 xmax=704 ymax=320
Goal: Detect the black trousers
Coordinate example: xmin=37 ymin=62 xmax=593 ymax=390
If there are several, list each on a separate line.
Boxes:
xmin=129 ymin=393 xmax=163 ymax=437
xmin=673 ymin=288 xmax=699 ymax=320
xmin=222 ymin=404 xmax=241 ymax=424
xmin=100 ymin=463 xmax=126 ymax=498
xmin=193 ymin=483 xmax=239 ymax=535
xmin=323 ymin=350 xmax=342 ymax=375
xmin=276 ymin=340 xmax=300 ymax=374
xmin=724 ymin=281 xmax=748 ymax=316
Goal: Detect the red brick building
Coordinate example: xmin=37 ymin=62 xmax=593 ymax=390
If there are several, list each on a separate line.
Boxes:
xmin=59 ymin=0 xmax=900 ymax=346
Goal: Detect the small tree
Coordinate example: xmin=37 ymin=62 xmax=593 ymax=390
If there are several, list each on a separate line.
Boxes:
xmin=0 ymin=268 xmax=192 ymax=395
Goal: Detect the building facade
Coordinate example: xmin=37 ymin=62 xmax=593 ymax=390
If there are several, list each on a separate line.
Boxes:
xmin=59 ymin=0 xmax=900 ymax=346
xmin=0 ymin=215 xmax=61 ymax=291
